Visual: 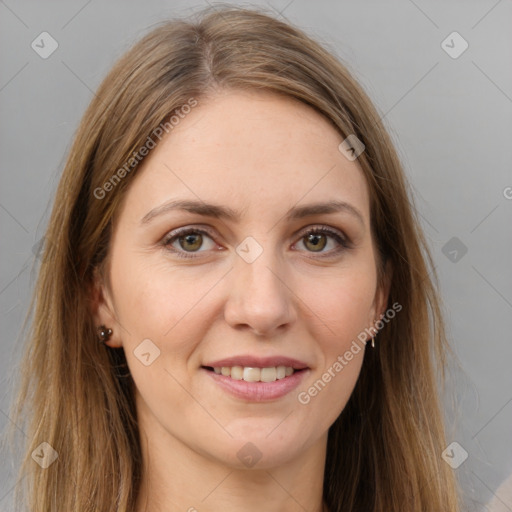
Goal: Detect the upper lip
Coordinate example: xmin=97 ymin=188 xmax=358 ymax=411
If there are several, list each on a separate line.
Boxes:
xmin=203 ymin=355 xmax=310 ymax=370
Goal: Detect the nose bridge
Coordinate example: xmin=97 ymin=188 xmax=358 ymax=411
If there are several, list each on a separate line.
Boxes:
xmin=224 ymin=236 xmax=295 ymax=334
xmin=241 ymin=248 xmax=283 ymax=297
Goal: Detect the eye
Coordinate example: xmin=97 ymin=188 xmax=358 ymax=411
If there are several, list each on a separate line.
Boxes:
xmin=162 ymin=225 xmax=350 ymax=259
xmin=162 ymin=227 xmax=218 ymax=259
xmin=293 ymin=226 xmax=350 ymax=257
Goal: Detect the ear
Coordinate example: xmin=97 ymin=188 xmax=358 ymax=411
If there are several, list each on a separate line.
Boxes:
xmin=89 ymin=267 xmax=123 ymax=348
xmin=369 ymin=259 xmax=393 ymax=332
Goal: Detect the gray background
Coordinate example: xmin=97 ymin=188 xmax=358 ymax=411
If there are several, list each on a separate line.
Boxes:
xmin=1 ymin=1 xmax=511 ymax=510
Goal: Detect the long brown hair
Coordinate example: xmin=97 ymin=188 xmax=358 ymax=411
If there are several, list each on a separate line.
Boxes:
xmin=4 ymin=5 xmax=461 ymax=511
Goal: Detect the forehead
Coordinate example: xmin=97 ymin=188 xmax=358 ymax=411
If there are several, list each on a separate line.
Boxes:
xmin=119 ymin=90 xmax=370 ymax=226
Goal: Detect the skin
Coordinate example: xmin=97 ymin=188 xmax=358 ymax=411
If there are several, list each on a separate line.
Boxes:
xmin=92 ymin=89 xmax=389 ymax=512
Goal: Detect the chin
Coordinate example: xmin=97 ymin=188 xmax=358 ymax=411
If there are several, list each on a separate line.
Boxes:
xmin=205 ymin=434 xmax=306 ymax=471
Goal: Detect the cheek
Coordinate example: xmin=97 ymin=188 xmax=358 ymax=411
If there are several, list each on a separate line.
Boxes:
xmin=110 ymin=262 xmax=169 ymax=334
xmin=109 ymin=256 xmax=213 ymax=408
xmin=295 ymin=269 xmax=374 ymax=427
xmin=298 ymin=263 xmax=377 ymax=348
xmin=110 ymin=253 xmax=222 ymax=354
xmin=108 ymin=268 xmax=236 ymax=452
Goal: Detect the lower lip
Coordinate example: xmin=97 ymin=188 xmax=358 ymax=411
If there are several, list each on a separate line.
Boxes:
xmin=202 ymin=368 xmax=309 ymax=402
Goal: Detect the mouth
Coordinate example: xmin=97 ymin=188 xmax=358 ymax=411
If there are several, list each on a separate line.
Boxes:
xmin=201 ymin=365 xmax=309 ymax=402
xmin=201 ymin=365 xmax=306 ymax=383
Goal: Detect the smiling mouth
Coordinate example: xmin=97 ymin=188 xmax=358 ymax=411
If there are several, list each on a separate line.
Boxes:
xmin=202 ymin=365 xmax=305 ymax=383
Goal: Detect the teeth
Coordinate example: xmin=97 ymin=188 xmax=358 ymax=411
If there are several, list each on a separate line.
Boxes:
xmin=260 ymin=367 xmax=276 ymax=382
xmin=212 ymin=365 xmax=296 ymax=382
xmin=243 ymin=367 xmax=261 ymax=382
xmin=230 ymin=366 xmax=243 ymax=380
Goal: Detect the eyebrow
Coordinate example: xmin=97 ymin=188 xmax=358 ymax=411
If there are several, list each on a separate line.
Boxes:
xmin=140 ymin=199 xmax=365 ymax=226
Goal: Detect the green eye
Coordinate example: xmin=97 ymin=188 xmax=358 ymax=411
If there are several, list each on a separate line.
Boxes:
xmin=163 ymin=226 xmax=350 ymax=259
xmin=177 ymin=232 xmax=204 ymax=252
xmin=303 ymin=232 xmax=328 ymax=252
xmin=163 ymin=228 xmax=216 ymax=258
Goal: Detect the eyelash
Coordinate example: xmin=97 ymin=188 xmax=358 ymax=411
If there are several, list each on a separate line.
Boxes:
xmin=161 ymin=225 xmax=351 ymax=260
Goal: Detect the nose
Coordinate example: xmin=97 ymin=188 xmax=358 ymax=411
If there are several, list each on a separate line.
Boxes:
xmin=223 ymin=247 xmax=297 ymax=337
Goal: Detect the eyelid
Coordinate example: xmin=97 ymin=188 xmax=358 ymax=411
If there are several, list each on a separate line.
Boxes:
xmin=295 ymin=224 xmax=348 ymax=243
xmin=162 ymin=225 xmax=217 ymax=243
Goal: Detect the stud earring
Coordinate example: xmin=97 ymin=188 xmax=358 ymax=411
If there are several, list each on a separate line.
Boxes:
xmin=97 ymin=325 xmax=112 ymax=344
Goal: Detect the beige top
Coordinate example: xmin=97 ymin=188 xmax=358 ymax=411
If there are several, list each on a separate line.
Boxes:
xmin=486 ymin=473 xmax=512 ymax=512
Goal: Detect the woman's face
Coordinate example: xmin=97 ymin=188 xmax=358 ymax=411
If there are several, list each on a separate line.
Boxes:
xmin=94 ymin=90 xmax=388 ymax=469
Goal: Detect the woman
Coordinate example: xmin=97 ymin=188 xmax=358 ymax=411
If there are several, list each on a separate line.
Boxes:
xmin=5 ymin=5 xmax=461 ymax=511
